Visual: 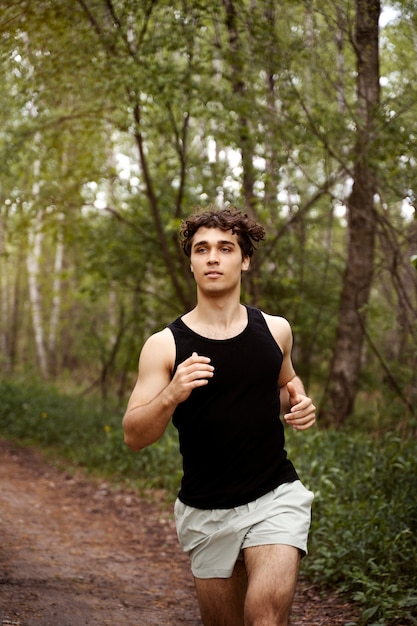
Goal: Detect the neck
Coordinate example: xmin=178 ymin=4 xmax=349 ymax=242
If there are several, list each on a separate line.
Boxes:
xmin=196 ymin=300 xmax=243 ymax=325
xmin=183 ymin=299 xmax=247 ymax=340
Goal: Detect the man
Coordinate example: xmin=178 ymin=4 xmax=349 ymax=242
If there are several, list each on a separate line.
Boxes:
xmin=123 ymin=206 xmax=316 ymax=626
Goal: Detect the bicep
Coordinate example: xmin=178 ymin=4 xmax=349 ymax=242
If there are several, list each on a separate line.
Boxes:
xmin=263 ymin=313 xmax=296 ymax=387
xmin=126 ymin=330 xmax=174 ymax=409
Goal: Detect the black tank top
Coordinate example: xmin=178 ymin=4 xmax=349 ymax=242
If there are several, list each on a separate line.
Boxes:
xmin=168 ymin=305 xmax=298 ymax=508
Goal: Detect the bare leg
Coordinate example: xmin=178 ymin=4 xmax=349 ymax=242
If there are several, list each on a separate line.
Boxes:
xmin=244 ymin=544 xmax=301 ymax=626
xmin=194 ymin=559 xmax=247 ymax=626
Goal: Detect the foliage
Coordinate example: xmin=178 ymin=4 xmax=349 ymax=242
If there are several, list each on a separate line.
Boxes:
xmin=1 ymin=379 xmax=416 ymax=624
xmin=287 ymin=428 xmax=417 ymax=626
xmin=0 ymin=378 xmax=182 ymax=494
xmin=0 ymin=1 xmax=416 ymax=424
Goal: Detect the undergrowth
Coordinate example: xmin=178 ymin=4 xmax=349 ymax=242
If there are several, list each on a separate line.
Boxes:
xmin=0 ymin=379 xmax=416 ymax=626
xmin=286 ymin=428 xmax=417 ymax=626
xmin=0 ymin=379 xmax=182 ymax=493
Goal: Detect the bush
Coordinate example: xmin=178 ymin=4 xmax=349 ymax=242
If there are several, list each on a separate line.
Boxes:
xmin=286 ymin=428 xmax=417 ymax=626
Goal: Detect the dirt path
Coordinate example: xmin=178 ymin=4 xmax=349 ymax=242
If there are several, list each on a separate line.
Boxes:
xmin=0 ymin=440 xmax=356 ymax=626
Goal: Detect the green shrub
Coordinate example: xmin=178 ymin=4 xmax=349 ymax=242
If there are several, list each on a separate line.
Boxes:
xmin=287 ymin=428 xmax=417 ymax=626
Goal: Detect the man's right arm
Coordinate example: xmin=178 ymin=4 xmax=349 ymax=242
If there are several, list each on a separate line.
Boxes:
xmin=122 ymin=328 xmax=214 ymax=451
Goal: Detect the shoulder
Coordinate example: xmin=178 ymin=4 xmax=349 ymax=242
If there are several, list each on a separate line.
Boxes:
xmin=139 ymin=327 xmax=176 ymax=370
xmin=259 ymin=311 xmax=293 ymax=354
xmin=128 ymin=328 xmax=176 ymax=409
xmin=143 ymin=326 xmax=175 ymax=348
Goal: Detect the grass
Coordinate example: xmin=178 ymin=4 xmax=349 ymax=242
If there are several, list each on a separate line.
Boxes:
xmin=0 ymin=378 xmax=416 ymax=626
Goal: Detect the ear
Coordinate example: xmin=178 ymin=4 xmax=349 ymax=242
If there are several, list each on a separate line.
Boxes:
xmin=242 ymin=256 xmax=250 ymax=272
xmin=190 ymin=264 xmax=194 ymax=273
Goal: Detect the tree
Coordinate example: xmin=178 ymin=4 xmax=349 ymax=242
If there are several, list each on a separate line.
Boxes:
xmin=320 ymin=0 xmax=382 ymax=426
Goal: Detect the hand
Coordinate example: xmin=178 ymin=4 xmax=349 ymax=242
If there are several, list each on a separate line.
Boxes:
xmin=168 ymin=352 xmax=214 ymax=404
xmin=284 ymin=381 xmax=316 ymax=431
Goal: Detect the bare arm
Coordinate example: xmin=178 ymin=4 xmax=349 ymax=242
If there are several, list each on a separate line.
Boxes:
xmin=263 ymin=313 xmax=316 ymax=431
xmin=281 ymin=375 xmax=316 ymax=431
xmin=122 ymin=328 xmax=214 ymax=451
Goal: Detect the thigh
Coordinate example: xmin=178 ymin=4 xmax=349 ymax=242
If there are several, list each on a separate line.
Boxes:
xmin=244 ymin=544 xmax=301 ymax=625
xmin=194 ymin=559 xmax=247 ymax=626
xmin=242 ymin=481 xmax=314 ymax=557
xmin=175 ymin=499 xmax=244 ymax=578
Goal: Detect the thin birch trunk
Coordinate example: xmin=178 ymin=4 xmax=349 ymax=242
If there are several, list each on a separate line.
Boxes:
xmin=48 ymin=218 xmax=64 ymax=375
xmin=27 ymin=158 xmax=49 ymax=379
xmin=0 ymin=206 xmax=11 ymax=373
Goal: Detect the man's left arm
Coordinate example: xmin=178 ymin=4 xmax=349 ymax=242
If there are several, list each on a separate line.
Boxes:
xmin=280 ymin=376 xmax=316 ymax=431
xmin=263 ymin=312 xmax=316 ymax=431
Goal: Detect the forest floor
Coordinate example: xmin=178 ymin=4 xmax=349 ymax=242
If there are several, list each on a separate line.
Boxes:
xmin=0 ymin=439 xmax=358 ymax=626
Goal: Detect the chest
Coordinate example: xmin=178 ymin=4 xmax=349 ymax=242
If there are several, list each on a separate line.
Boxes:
xmin=180 ymin=328 xmax=282 ymax=389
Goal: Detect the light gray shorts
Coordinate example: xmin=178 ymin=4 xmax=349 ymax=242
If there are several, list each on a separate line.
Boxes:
xmin=174 ymin=480 xmax=314 ymax=579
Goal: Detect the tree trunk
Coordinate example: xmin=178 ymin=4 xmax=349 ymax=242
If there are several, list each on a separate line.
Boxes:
xmin=27 ymin=155 xmax=49 ymax=379
xmin=27 ymin=208 xmax=49 ymax=379
xmin=222 ymin=0 xmax=257 ymax=218
xmin=0 ymin=207 xmax=11 ymax=373
xmin=222 ymin=0 xmax=263 ymax=304
xmin=320 ymin=0 xmax=380 ymax=427
xmin=47 ymin=221 xmax=64 ymax=375
xmin=132 ymin=102 xmax=194 ymax=311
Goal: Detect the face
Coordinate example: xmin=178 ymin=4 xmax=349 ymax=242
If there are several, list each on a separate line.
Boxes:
xmin=189 ymin=227 xmax=250 ymax=292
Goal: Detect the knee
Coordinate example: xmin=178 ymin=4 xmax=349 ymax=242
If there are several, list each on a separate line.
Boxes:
xmin=244 ymin=589 xmax=290 ymax=626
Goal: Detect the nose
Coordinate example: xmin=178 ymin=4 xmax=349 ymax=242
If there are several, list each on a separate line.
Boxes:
xmin=207 ymin=250 xmax=219 ymax=264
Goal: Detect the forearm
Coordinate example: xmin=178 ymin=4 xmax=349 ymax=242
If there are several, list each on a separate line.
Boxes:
xmin=123 ymin=351 xmax=214 ymax=451
xmin=122 ymin=386 xmax=177 ymax=451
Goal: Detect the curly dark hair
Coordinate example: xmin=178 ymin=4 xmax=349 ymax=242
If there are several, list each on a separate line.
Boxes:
xmin=179 ymin=205 xmax=265 ymax=258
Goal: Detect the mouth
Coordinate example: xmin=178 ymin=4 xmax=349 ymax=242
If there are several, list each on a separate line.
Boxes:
xmin=205 ymin=271 xmax=222 ymax=277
